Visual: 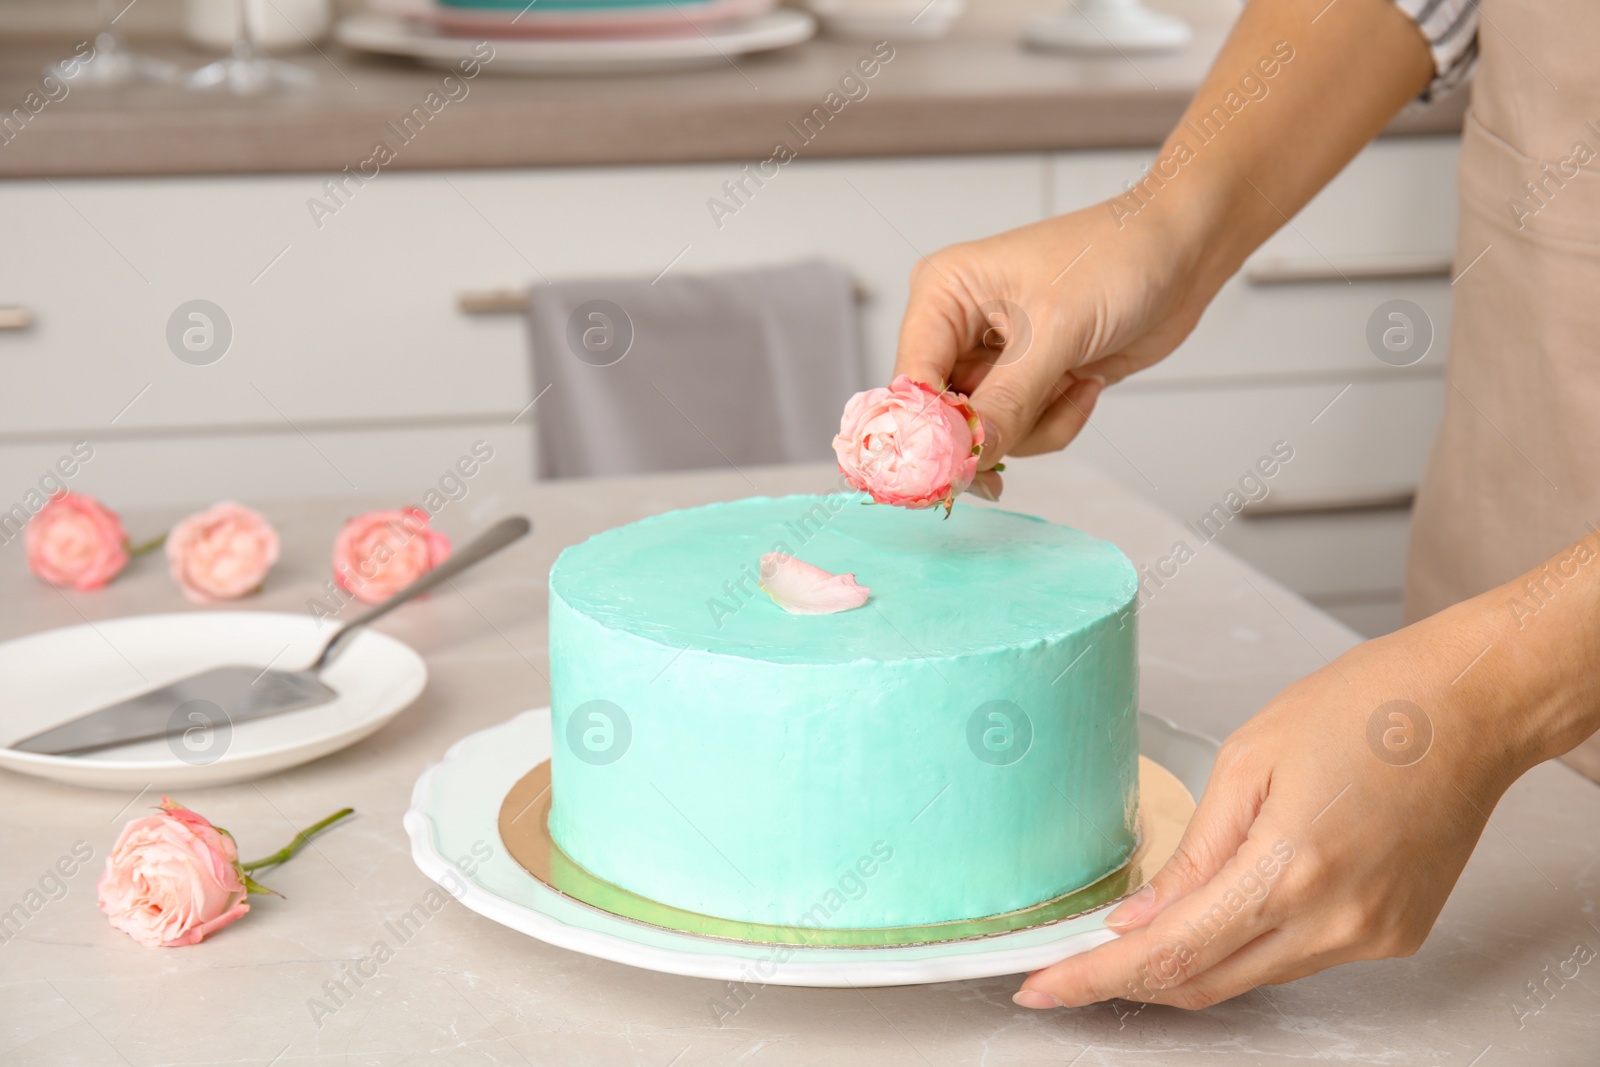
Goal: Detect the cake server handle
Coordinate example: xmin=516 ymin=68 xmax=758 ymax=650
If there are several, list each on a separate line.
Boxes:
xmin=310 ymin=515 xmax=532 ymax=671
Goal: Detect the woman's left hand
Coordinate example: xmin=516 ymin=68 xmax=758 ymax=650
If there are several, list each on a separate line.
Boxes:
xmin=1015 ymin=599 xmax=1544 ymax=1011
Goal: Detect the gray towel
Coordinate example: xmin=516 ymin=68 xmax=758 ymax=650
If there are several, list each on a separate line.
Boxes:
xmin=526 ymin=259 xmax=862 ymax=480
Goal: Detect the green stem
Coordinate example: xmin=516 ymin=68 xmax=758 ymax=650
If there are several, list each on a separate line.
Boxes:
xmin=242 ymin=807 xmax=355 ymax=873
xmin=127 ymin=532 xmax=168 ymax=556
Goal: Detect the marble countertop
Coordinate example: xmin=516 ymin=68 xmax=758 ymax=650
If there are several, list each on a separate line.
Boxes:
xmin=1 ymin=457 xmax=1595 ymax=1066
xmin=0 ymin=2 xmax=1465 ymax=179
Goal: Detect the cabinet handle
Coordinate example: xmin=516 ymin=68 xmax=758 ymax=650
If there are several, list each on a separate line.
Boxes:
xmin=0 ymin=306 xmax=33 ymax=331
xmin=457 ymin=290 xmax=528 ymax=315
xmin=457 ymin=280 xmax=872 ymax=314
xmin=1245 ymin=255 xmax=1453 ymax=286
xmin=1240 ymin=487 xmax=1415 ymax=518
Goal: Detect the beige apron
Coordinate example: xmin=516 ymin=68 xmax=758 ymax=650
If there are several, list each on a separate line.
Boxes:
xmin=1404 ymin=0 xmax=1600 ymax=779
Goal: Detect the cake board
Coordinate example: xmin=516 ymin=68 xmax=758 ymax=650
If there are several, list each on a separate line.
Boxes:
xmin=405 ymin=708 xmax=1217 ymax=987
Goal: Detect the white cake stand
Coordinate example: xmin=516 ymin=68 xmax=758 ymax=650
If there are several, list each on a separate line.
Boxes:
xmin=405 ymin=708 xmax=1217 ymax=987
xmin=1023 ymin=0 xmax=1192 ymax=53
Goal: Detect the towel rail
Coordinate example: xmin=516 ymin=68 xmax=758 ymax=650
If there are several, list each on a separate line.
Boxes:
xmin=458 ymin=281 xmax=871 ymax=315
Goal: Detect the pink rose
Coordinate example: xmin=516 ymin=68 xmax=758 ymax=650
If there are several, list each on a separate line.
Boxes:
xmin=165 ymin=502 xmax=280 ymax=602
xmin=97 ymin=797 xmax=250 ymax=948
xmin=332 ymin=506 xmax=452 ymax=604
xmin=833 ymin=375 xmax=989 ymax=513
xmin=24 ymin=492 xmax=130 ymax=590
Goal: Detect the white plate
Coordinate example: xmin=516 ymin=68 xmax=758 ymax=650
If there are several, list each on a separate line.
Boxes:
xmin=405 ymin=708 xmax=1217 ymax=987
xmin=369 ymin=0 xmax=779 ymax=38
xmin=0 ymin=612 xmax=426 ymax=791
xmin=335 ymin=10 xmax=816 ymax=74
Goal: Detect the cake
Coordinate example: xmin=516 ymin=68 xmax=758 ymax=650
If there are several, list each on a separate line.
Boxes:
xmin=547 ymin=493 xmax=1139 ymax=930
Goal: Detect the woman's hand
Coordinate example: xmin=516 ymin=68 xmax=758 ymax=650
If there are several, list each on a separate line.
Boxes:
xmin=892 ymin=200 xmax=1221 ymax=469
xmin=1014 ymin=594 xmax=1558 ymax=1011
xmin=890 ymin=0 xmax=1437 ymax=477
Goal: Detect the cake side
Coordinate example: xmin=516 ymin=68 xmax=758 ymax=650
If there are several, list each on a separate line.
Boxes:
xmin=547 ymin=494 xmax=1139 ymax=929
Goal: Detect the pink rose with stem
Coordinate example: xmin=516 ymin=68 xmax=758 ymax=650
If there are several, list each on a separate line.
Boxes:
xmin=331 ymin=507 xmax=452 ymax=605
xmin=832 ymin=375 xmax=1001 ymax=515
xmin=98 ymin=797 xmax=354 ymax=948
xmin=24 ymin=492 xmax=137 ymax=590
xmin=165 ymin=502 xmax=281 ymax=602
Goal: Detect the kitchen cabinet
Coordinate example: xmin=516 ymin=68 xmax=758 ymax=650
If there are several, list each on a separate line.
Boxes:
xmin=0 ymin=155 xmax=1043 ymax=507
xmin=1 ymin=137 xmax=1457 ymax=634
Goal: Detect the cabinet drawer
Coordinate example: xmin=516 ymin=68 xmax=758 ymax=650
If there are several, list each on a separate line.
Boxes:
xmin=1067 ymin=376 xmax=1442 ymax=602
xmin=1215 ymin=508 xmax=1415 ymax=600
xmin=0 ymin=175 xmax=534 ymax=434
xmin=1073 ymin=377 xmax=1445 ymax=521
xmin=1140 ymin=272 xmax=1451 ymax=383
xmin=1051 ymin=137 xmax=1459 ymax=257
xmin=1051 ymin=137 xmax=1460 ymax=382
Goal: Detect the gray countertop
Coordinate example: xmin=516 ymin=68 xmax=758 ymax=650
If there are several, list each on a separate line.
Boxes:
xmin=0 ymin=456 xmax=1594 ymax=1065
xmin=0 ymin=2 xmax=1465 ymax=179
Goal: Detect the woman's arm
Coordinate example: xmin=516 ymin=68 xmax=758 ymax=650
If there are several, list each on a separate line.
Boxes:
xmin=1015 ymin=528 xmax=1600 ymax=1009
xmin=893 ymin=0 xmax=1434 ymax=465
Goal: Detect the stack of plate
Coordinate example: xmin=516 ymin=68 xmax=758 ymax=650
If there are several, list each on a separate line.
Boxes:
xmin=338 ymin=0 xmax=817 ymax=74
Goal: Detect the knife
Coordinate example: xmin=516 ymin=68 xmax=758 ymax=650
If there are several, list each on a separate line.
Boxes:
xmin=11 ymin=515 xmax=531 ymax=757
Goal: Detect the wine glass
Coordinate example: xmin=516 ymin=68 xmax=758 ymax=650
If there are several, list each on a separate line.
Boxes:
xmin=46 ymin=0 xmax=181 ymax=86
xmin=187 ymin=0 xmax=314 ymax=95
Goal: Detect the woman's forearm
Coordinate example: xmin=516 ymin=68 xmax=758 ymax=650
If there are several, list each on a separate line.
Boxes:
xmin=1133 ymin=0 xmax=1435 ymax=289
xmin=1450 ymin=530 xmax=1600 ymax=773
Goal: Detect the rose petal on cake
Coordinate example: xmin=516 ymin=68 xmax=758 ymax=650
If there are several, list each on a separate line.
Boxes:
xmin=758 ymin=553 xmax=870 ymax=615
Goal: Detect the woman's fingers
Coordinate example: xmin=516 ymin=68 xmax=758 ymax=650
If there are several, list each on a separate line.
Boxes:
xmin=1116 ymin=927 xmax=1318 ymax=1011
xmin=1101 ymin=746 xmax=1268 ymax=934
xmin=968 ymin=468 xmax=1004 ymax=502
xmin=1009 ymin=377 xmax=1103 ymax=457
xmin=893 ymin=267 xmax=972 ymax=390
xmin=1127 ymin=923 xmax=1374 ymax=1011
xmin=1017 ymin=844 xmax=1284 ymax=1009
xmin=965 ymin=338 xmax=1079 ymax=468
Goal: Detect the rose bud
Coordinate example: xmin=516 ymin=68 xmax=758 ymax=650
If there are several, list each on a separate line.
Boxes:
xmin=331 ymin=506 xmax=452 ymax=605
xmin=832 ymin=375 xmax=989 ymax=514
xmin=165 ymin=502 xmax=280 ymax=602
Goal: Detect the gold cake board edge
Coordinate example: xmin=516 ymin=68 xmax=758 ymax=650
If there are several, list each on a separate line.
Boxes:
xmin=498 ymin=755 xmax=1195 ymax=950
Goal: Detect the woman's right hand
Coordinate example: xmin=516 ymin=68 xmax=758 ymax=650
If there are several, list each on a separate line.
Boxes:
xmin=890 ymin=0 xmax=1440 ymax=477
xmin=893 ymin=199 xmax=1227 ymax=473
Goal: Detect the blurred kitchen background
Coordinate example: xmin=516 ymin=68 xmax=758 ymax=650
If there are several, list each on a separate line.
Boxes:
xmin=0 ymin=0 xmax=1462 ymax=638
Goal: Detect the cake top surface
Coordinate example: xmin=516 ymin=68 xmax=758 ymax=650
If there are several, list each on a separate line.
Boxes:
xmin=550 ymin=494 xmax=1137 ymax=663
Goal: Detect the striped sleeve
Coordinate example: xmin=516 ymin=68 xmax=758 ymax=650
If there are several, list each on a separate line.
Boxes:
xmin=1394 ymin=0 xmax=1479 ymax=99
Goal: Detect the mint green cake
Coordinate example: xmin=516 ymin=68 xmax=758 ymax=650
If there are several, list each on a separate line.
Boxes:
xmin=547 ymin=494 xmax=1140 ymax=930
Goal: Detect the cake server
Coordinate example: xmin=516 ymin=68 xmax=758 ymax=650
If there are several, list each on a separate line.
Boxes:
xmin=10 ymin=515 xmax=531 ymax=757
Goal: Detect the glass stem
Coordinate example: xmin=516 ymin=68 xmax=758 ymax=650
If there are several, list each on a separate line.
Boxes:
xmin=96 ymin=0 xmax=124 ymax=53
xmin=234 ymin=0 xmax=259 ymax=61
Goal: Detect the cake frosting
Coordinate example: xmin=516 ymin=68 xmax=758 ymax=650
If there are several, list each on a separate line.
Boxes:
xmin=547 ymin=493 xmax=1140 ymax=930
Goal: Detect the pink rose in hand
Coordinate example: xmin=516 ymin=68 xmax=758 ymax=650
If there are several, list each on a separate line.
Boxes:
xmin=97 ymin=797 xmax=250 ymax=948
xmin=165 ymin=502 xmax=280 ymax=602
xmin=332 ymin=506 xmax=452 ymax=605
xmin=24 ymin=492 xmax=130 ymax=590
xmin=832 ymin=375 xmax=991 ymax=513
